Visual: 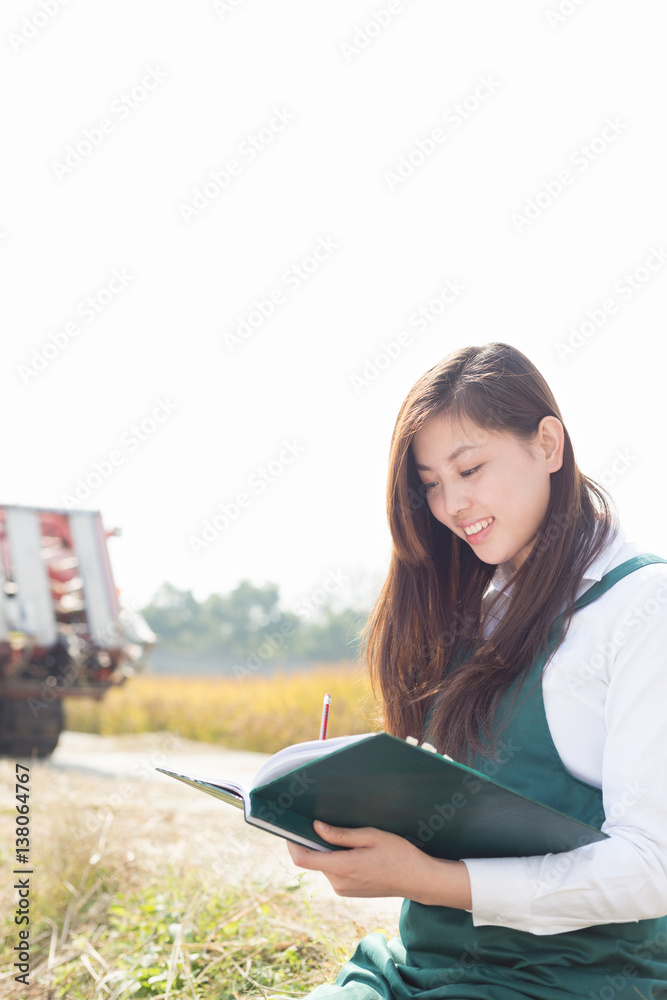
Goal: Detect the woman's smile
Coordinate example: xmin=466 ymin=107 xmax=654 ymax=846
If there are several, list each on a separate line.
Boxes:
xmin=458 ymin=516 xmax=496 ymax=542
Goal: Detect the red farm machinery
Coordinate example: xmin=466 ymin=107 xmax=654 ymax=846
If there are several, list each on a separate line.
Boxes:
xmin=0 ymin=504 xmax=156 ymax=757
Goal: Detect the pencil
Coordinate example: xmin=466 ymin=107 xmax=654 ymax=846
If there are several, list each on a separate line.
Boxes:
xmin=319 ymin=693 xmax=331 ymax=740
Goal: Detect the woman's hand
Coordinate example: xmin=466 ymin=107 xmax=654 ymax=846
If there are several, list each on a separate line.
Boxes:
xmin=287 ymin=820 xmax=472 ymax=909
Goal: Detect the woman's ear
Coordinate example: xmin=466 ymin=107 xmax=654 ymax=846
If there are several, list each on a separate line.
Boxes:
xmin=538 ymin=415 xmax=565 ymax=473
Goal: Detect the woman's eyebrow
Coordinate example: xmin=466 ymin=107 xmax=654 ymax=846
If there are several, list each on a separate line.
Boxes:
xmin=415 ymin=443 xmax=483 ymax=471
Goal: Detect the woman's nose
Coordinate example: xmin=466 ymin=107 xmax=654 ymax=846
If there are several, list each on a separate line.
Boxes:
xmin=443 ymin=483 xmax=471 ymax=519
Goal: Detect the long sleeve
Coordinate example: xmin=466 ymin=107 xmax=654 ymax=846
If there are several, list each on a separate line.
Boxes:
xmin=462 ymin=560 xmax=667 ymax=935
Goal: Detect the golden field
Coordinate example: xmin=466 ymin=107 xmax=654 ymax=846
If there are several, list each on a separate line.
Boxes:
xmin=64 ymin=662 xmax=379 ymax=753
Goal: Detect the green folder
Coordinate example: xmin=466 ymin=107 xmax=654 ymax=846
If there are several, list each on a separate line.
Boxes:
xmin=157 ymin=731 xmax=608 ymax=860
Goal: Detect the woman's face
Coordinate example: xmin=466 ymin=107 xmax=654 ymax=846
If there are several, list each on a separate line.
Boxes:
xmin=410 ymin=412 xmax=564 ymax=571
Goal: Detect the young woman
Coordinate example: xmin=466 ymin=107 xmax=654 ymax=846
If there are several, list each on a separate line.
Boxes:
xmin=286 ymin=342 xmax=667 ymax=999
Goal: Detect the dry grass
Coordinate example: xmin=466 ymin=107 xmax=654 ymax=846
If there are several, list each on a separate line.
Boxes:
xmin=0 ymin=664 xmax=393 ymax=997
xmin=63 ymin=664 xmax=379 ymax=754
xmin=0 ymin=754 xmax=396 ymax=999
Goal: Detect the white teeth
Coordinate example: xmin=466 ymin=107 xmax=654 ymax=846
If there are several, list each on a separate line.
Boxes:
xmin=463 ymin=517 xmax=494 ymax=536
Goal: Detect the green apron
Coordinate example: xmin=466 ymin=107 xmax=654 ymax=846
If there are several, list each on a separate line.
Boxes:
xmin=305 ymin=555 xmax=667 ymax=999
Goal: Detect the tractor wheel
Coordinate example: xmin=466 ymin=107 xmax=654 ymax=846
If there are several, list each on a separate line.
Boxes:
xmin=0 ymin=697 xmax=64 ymax=758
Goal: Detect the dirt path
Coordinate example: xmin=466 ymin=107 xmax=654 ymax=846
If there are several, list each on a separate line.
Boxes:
xmin=1 ymin=731 xmax=403 ymax=937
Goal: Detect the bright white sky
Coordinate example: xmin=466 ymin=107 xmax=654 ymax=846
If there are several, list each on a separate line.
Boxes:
xmin=2 ymin=0 xmax=665 ymax=616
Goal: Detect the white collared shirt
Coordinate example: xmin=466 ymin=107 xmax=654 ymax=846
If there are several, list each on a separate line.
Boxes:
xmin=462 ymin=522 xmax=667 ymax=934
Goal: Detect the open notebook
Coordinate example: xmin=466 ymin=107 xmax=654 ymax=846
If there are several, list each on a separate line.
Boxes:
xmin=157 ymin=731 xmax=608 ymax=860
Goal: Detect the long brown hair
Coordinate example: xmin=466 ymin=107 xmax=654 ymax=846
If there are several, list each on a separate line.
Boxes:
xmin=362 ymin=342 xmax=616 ymax=760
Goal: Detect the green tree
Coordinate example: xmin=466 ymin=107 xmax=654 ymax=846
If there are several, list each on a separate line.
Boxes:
xmin=141 ymin=579 xmax=369 ymax=668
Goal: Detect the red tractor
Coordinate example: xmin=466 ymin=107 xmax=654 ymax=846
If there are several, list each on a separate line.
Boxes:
xmin=0 ymin=504 xmax=156 ymax=757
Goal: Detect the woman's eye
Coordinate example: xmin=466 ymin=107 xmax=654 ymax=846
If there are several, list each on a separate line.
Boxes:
xmin=419 ymin=482 xmax=436 ymax=495
xmin=461 ymin=464 xmax=482 ymax=478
